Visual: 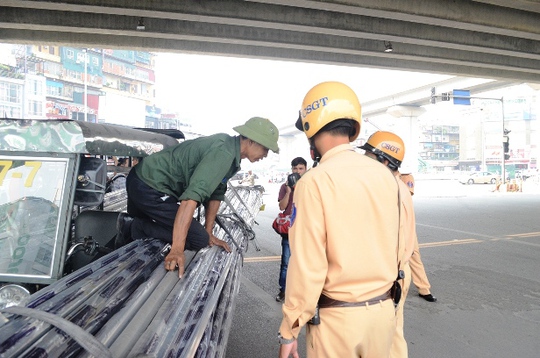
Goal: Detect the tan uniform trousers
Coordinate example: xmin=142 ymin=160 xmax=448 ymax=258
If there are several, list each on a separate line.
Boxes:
xmin=409 ymin=240 xmax=432 ymax=295
xmin=306 ymin=298 xmax=396 ymax=358
xmin=390 ymin=262 xmax=412 ymax=358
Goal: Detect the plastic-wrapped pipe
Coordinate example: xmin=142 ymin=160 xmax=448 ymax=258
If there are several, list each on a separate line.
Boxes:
xmin=23 ymin=255 xmax=161 ymax=357
xmin=197 ymin=253 xmax=242 ymax=358
xmin=6 ymin=240 xmax=166 ymax=357
xmin=85 ymin=250 xmax=196 ymax=356
xmin=0 ymin=240 xmax=165 ymax=357
xmin=175 ymin=249 xmax=235 ymax=357
xmin=125 ymin=247 xmax=225 ymax=357
xmin=125 ymin=187 xmax=260 ymax=357
xmin=0 ymin=185 xmax=262 ymax=358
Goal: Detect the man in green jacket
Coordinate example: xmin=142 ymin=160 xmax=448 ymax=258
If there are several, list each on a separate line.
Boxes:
xmin=121 ymin=117 xmax=279 ymax=277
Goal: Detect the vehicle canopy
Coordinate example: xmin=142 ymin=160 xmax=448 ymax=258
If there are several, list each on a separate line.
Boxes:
xmin=0 ymin=118 xmax=181 ymax=156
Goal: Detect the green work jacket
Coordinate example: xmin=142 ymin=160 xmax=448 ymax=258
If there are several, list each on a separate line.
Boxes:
xmin=135 ymin=133 xmax=241 ymax=203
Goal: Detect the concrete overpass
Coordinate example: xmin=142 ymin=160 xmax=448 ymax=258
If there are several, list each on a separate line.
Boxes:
xmin=1 ymin=0 xmax=538 ymax=172
xmin=1 ymin=0 xmax=540 ymax=84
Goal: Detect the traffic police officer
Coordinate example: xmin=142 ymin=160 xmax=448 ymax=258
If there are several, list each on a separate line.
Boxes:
xmin=399 ymin=173 xmax=438 ymax=303
xmin=361 ymin=131 xmax=435 ymax=358
xmin=278 ymin=82 xmax=401 ymax=358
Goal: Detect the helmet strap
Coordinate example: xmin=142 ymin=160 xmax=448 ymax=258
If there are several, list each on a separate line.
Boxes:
xmin=309 ymin=139 xmax=321 ymax=167
xmin=378 ymin=155 xmax=400 ymax=171
xmin=370 ymin=148 xmax=400 ymax=171
xmin=376 ymin=154 xmax=386 ymax=165
xmin=387 ymin=161 xmax=399 ymax=171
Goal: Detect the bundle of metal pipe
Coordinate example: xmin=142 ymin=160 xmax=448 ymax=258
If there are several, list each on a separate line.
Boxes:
xmin=0 ymin=185 xmax=263 ymax=358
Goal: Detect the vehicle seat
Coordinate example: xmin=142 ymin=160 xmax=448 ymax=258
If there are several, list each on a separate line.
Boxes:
xmin=69 ymin=210 xmax=120 ymax=272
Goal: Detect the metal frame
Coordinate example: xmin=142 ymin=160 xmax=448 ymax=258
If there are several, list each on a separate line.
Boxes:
xmin=0 ymin=152 xmax=77 ymax=284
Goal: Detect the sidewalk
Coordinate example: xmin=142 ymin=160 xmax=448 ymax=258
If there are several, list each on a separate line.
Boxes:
xmin=498 ymin=179 xmax=540 ymax=194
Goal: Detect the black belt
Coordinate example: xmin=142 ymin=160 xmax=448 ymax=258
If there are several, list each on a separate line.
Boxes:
xmin=317 ymin=289 xmax=392 ymax=308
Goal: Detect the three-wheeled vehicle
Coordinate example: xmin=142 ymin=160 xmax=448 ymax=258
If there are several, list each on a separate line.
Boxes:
xmin=0 ymin=118 xmax=182 ymax=308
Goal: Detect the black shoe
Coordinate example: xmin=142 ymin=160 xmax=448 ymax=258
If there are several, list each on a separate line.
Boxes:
xmin=275 ymin=291 xmax=285 ymax=303
xmin=115 ymin=212 xmax=134 ymax=249
xmin=419 ymin=293 xmax=437 ymax=302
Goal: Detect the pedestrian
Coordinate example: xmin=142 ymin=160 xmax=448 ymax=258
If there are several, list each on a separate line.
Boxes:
xmin=278 ymin=82 xmax=401 ymax=358
xmin=117 ymin=117 xmax=280 ymax=277
xmin=399 ymin=173 xmax=438 ymax=303
xmin=360 ymin=131 xmax=418 ymax=358
xmin=275 ymin=156 xmax=307 ymax=303
xmin=241 ymin=170 xmax=255 ymax=186
xmin=492 ymin=177 xmax=502 ymax=192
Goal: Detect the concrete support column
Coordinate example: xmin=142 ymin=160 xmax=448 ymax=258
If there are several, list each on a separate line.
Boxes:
xmin=277 ymin=135 xmax=312 ymax=168
xmin=386 ymin=105 xmax=427 ymax=173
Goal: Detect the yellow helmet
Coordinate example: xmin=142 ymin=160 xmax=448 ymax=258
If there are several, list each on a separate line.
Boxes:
xmin=360 ymin=131 xmax=405 ymax=170
xmin=295 ymin=81 xmax=361 ymax=141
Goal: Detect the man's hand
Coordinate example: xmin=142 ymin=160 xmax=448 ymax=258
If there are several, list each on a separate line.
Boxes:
xmin=279 ymin=340 xmax=299 ymax=358
xmin=164 ymin=247 xmax=185 ymax=278
xmin=209 ymin=234 xmax=231 ymax=252
xmin=168 ymin=200 xmax=197 ymax=278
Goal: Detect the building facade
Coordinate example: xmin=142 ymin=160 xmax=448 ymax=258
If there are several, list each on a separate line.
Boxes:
xmin=419 ymin=125 xmax=460 ymax=170
xmin=0 ymin=44 xmax=192 ymax=131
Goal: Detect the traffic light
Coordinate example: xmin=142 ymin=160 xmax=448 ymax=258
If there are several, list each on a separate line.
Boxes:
xmin=504 ymin=154 xmax=510 ymax=160
xmin=503 ymin=141 xmax=509 ymax=153
xmin=430 ymin=87 xmax=436 ymax=104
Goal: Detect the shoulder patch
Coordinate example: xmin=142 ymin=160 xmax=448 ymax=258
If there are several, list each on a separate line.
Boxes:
xmin=290 ymin=203 xmax=297 ymax=227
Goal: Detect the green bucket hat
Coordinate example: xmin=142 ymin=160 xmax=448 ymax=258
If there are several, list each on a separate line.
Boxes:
xmin=233 ymin=117 xmax=280 ymax=153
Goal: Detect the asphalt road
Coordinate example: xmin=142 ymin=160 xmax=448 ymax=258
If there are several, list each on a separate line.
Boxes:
xmin=225 ymin=180 xmax=540 ymax=358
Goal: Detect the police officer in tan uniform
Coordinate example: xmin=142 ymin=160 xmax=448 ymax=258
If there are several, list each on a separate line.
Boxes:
xmin=360 ymin=131 xmax=418 ymax=358
xmin=278 ymin=82 xmax=401 ymax=358
xmin=399 ymin=173 xmax=437 ymax=303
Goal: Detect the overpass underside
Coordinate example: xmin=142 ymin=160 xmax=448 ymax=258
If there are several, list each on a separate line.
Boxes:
xmin=1 ymin=0 xmax=540 ymax=83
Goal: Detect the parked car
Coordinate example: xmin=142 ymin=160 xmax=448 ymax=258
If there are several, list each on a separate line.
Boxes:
xmin=459 ymin=171 xmax=500 ymax=185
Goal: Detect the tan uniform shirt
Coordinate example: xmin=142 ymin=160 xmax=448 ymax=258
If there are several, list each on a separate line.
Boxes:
xmin=399 ymin=173 xmax=415 ymax=195
xmin=397 ymin=177 xmax=416 ymax=265
xmin=279 ymin=144 xmax=401 ymax=339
